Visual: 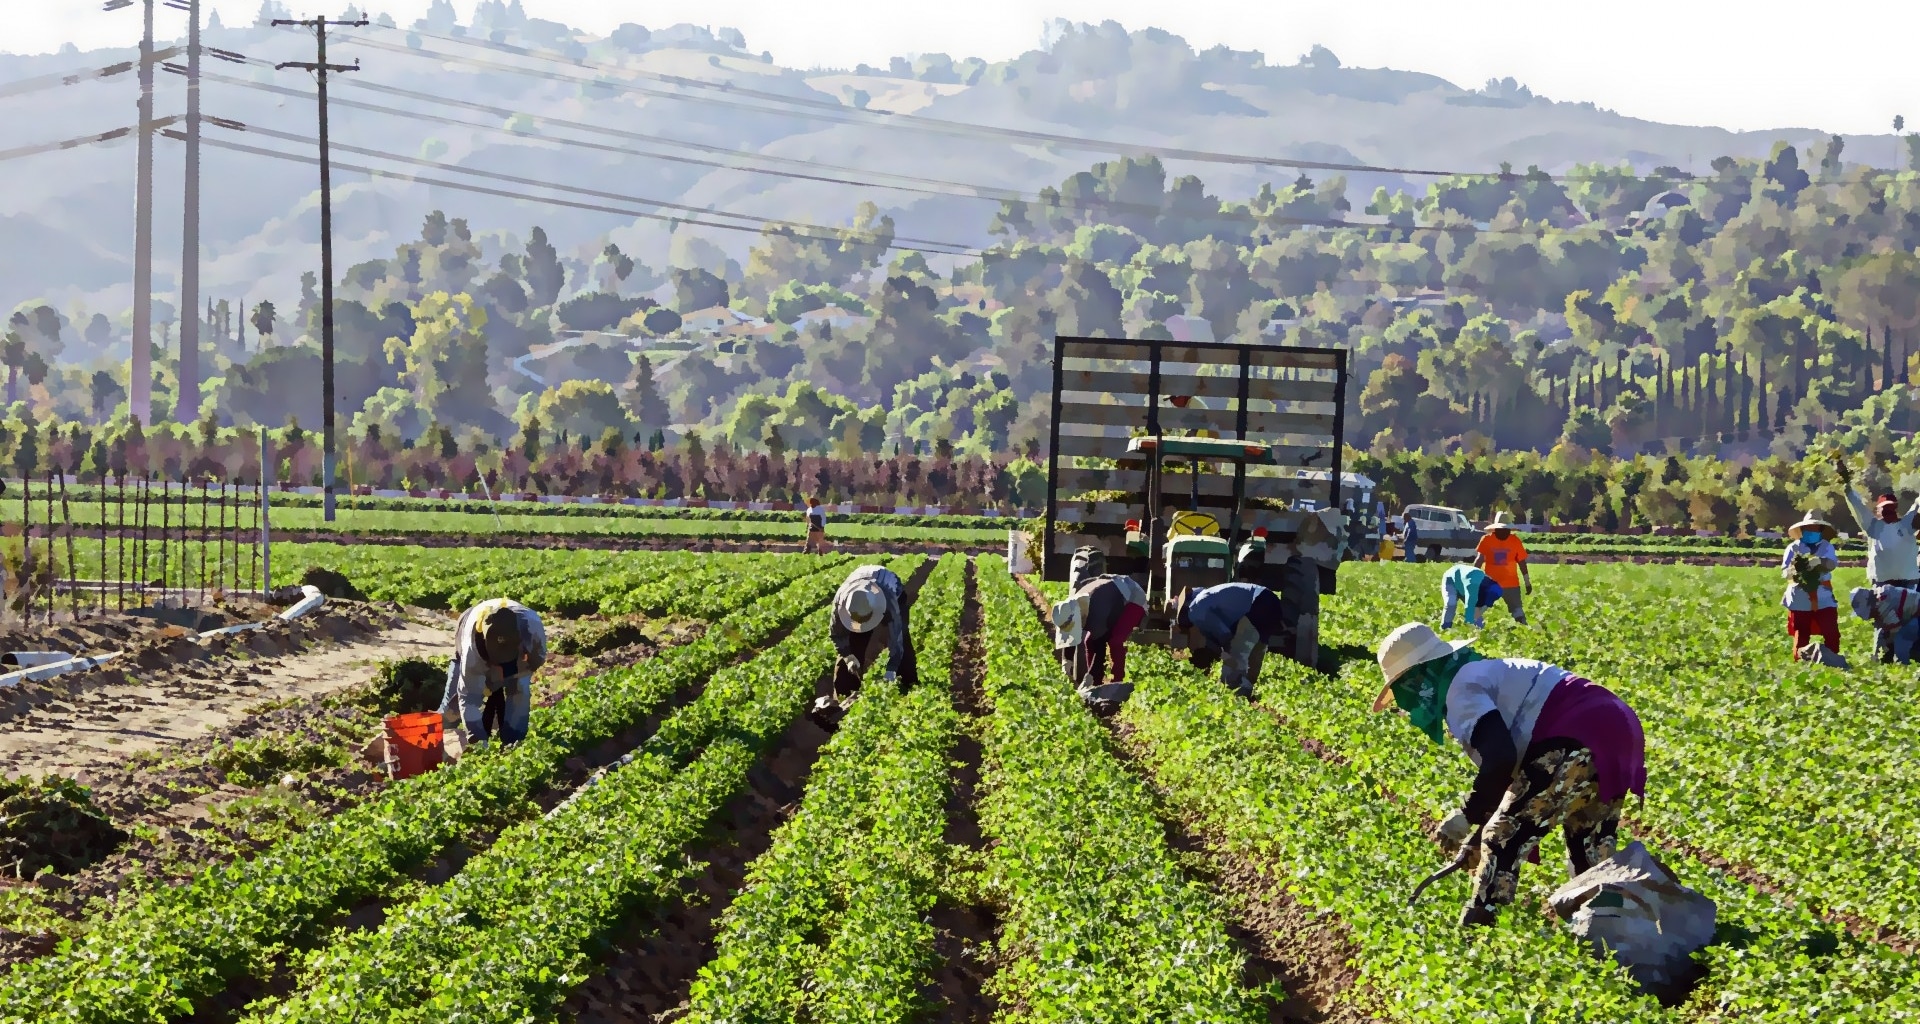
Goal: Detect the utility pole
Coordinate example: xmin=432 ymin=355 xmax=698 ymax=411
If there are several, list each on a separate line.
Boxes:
xmin=175 ymin=0 xmax=201 ymax=423
xmin=105 ymin=0 xmax=156 ymax=425
xmin=273 ymin=14 xmax=365 ymax=523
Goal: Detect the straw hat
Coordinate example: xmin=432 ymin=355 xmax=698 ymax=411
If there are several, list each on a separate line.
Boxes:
xmin=838 ymin=581 xmax=885 ymax=634
xmin=1482 ymin=511 xmax=1514 ymax=533
xmin=1371 ymin=622 xmax=1475 ymax=712
xmin=1787 ymin=511 xmax=1834 ymax=539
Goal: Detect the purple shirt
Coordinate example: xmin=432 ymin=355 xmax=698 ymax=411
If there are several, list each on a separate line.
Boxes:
xmin=1530 ymin=675 xmax=1646 ymax=805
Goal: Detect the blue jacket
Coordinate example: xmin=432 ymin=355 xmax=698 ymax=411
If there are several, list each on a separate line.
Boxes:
xmin=1184 ymin=582 xmax=1279 ymax=649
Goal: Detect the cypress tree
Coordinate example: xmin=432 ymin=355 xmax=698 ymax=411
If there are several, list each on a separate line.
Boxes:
xmin=1757 ymin=360 xmax=1770 ymax=433
xmin=1884 ymin=324 xmax=1895 ymax=392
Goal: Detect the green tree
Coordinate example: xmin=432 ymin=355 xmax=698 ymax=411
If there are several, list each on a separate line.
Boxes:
xmin=524 ymin=226 xmax=565 ymax=307
xmin=627 ymin=354 xmax=669 ymax=428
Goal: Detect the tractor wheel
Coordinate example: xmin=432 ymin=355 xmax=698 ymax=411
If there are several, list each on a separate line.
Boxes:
xmin=1275 ymin=556 xmax=1322 ymax=669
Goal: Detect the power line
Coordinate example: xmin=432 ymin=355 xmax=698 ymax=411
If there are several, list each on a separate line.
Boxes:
xmin=210 ymin=118 xmax=980 ymax=254
xmin=0 ymin=46 xmax=183 ymax=101
xmin=162 ymin=129 xmax=993 ymax=258
xmin=0 ymin=121 xmax=173 ymax=163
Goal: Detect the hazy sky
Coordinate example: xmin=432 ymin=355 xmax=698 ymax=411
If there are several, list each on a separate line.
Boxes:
xmin=11 ymin=1 xmax=1917 ymax=136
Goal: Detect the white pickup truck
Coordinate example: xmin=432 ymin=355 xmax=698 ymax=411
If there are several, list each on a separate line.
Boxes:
xmin=1396 ymin=504 xmax=1481 ymax=562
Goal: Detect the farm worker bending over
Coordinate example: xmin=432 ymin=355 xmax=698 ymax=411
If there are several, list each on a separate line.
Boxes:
xmin=1850 ymin=583 xmax=1920 ymax=653
xmin=804 ymin=497 xmax=830 ymax=554
xmin=1052 ymin=573 xmax=1147 ymax=706
xmin=1173 ymin=582 xmax=1283 ymax=699
xmin=441 ymin=598 xmax=547 ymax=750
xmin=1373 ymin=622 xmax=1647 ymax=928
xmin=812 ymin=564 xmax=918 ymax=731
xmin=1781 ymin=512 xmax=1841 ymax=656
xmin=1837 ymin=457 xmax=1920 ymax=662
xmin=1472 ymin=512 xmax=1531 ymax=624
xmin=1439 ymin=564 xmax=1503 ymax=630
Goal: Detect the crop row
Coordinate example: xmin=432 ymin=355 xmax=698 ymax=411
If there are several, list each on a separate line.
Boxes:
xmin=0 ymin=557 xmax=866 ymax=1024
xmin=972 ymin=558 xmax=1263 ymax=1022
xmin=237 ymin=555 xmax=926 ymax=1022
xmin=1323 ymin=563 xmax=1920 ymax=1017
xmin=679 ymin=554 xmax=966 ymax=1023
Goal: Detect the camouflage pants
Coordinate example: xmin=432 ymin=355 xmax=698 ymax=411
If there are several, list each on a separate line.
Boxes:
xmin=1466 ymin=743 xmax=1621 ymax=917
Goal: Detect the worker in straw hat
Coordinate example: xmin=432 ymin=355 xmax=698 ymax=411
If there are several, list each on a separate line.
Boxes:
xmin=1781 ymin=511 xmax=1841 ymax=657
xmin=1471 ymin=512 xmax=1531 ymax=624
xmin=1373 ymin=622 xmax=1647 ymax=927
xmin=441 ymin=597 xmax=547 ymax=752
xmin=1836 ymin=455 xmax=1920 ymax=662
xmin=812 ymin=563 xmax=918 ymax=730
xmin=1052 ymin=571 xmax=1147 ymax=711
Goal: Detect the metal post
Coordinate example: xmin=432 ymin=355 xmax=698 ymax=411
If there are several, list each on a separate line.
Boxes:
xmin=131 ymin=0 xmax=155 ymax=426
xmin=274 ymin=15 xmax=366 ymax=524
xmin=176 ymin=0 xmax=201 ymax=423
xmin=260 ymin=427 xmax=272 ymax=596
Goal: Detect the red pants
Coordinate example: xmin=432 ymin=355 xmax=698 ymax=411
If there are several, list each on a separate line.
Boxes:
xmin=1079 ymin=602 xmax=1146 ymax=683
xmin=1787 ymin=607 xmax=1840 ymax=654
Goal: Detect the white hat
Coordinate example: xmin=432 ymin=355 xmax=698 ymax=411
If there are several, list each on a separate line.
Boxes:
xmin=1371 ymin=621 xmax=1475 ymax=712
xmin=838 ymin=582 xmax=885 ymax=634
xmin=1052 ymin=595 xmax=1088 ymax=650
xmin=1787 ymin=512 xmax=1834 ymax=539
xmin=1482 ymin=511 xmax=1513 ymax=533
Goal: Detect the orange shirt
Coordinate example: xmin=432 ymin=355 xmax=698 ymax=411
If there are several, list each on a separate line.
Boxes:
xmin=1476 ymin=532 xmax=1528 ymax=588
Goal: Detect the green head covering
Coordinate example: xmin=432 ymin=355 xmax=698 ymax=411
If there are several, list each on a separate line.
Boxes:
xmin=1390 ymin=647 xmax=1487 ymax=745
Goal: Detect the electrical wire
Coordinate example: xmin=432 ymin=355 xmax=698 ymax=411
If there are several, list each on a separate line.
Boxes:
xmin=160 ymin=127 xmax=991 ymax=257
xmin=0 ymin=120 xmax=174 ymax=164
xmin=213 ymin=118 xmax=980 ymax=253
xmin=0 ymin=46 xmax=182 ymax=101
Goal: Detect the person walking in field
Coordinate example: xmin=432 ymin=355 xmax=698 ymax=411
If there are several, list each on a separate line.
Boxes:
xmin=1402 ymin=515 xmax=1420 ymax=563
xmin=1052 ymin=572 xmax=1148 ymax=707
xmin=1781 ymin=512 xmax=1842 ymax=657
xmin=1473 ymin=512 xmax=1531 ymax=624
xmin=1372 ymin=621 xmax=1647 ymax=928
xmin=1836 ymin=457 xmax=1920 ymax=662
xmin=812 ymin=563 xmax=918 ymax=730
xmin=1173 ymin=581 xmax=1283 ymax=699
xmin=803 ymin=497 xmax=830 ymax=554
xmin=1439 ymin=563 xmax=1504 ymax=630
xmin=441 ymin=597 xmax=547 ymax=751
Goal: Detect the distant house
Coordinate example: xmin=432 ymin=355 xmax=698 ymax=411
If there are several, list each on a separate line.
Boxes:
xmin=792 ymin=305 xmax=869 ymax=332
xmin=681 ymin=306 xmax=762 ymax=333
xmin=1165 ymin=314 xmax=1215 ymax=343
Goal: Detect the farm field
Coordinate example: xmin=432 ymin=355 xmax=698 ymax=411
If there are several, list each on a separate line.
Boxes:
xmin=0 ymin=551 xmax=1914 ymax=1022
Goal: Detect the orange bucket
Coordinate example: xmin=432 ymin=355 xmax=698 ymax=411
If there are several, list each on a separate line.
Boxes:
xmin=384 ymin=712 xmax=445 ymax=779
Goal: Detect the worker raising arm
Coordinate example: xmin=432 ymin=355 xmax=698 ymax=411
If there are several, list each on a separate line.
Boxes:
xmin=1439 ymin=564 xmax=1503 ymax=630
xmin=440 ymin=598 xmax=547 ymax=751
xmin=1836 ymin=457 xmax=1920 ymax=662
xmin=1052 ymin=573 xmax=1147 ymax=708
xmin=1373 ymin=622 xmax=1647 ymax=928
xmin=813 ymin=564 xmax=918 ymax=731
xmin=1471 ymin=512 xmax=1531 ymax=624
xmin=1173 ymin=582 xmax=1283 ymax=699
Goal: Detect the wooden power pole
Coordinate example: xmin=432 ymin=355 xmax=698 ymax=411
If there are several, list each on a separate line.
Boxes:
xmin=273 ymin=14 xmax=365 ymax=523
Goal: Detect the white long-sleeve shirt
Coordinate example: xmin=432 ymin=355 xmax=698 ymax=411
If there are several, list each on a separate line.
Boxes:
xmin=1780 ymin=540 xmax=1839 ymax=611
xmin=1845 ymin=489 xmax=1920 ymax=584
xmin=449 ymin=599 xmax=547 ymax=735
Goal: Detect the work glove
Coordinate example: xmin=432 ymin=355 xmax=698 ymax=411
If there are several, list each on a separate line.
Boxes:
xmin=1437 ymin=810 xmax=1473 ymax=855
xmin=883 ymin=670 xmax=897 ymax=686
xmin=841 ymin=655 xmax=863 ymax=679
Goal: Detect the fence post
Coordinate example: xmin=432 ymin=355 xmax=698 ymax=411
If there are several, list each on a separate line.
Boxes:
xmin=260 ymin=427 xmax=272 ymax=597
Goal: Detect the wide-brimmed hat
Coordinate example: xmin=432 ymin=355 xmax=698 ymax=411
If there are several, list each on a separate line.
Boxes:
xmin=1371 ymin=621 xmax=1475 ymax=712
xmin=1787 ymin=512 xmax=1834 ymax=539
xmin=1482 ymin=511 xmax=1514 ymax=533
xmin=479 ymin=607 xmax=522 ymax=665
xmin=838 ymin=581 xmax=885 ymax=634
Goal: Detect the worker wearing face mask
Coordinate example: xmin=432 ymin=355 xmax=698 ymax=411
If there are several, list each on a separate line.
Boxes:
xmin=1780 ymin=512 xmax=1841 ymax=658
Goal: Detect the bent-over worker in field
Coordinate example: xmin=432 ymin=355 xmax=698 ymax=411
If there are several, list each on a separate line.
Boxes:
xmin=440 ymin=597 xmax=547 ymax=751
xmin=1837 ymin=457 xmax=1920 ymax=662
xmin=1373 ymin=622 xmax=1647 ymax=928
xmin=1472 ymin=512 xmax=1531 ymax=624
xmin=1439 ymin=563 xmax=1503 ymax=630
xmin=1052 ymin=572 xmax=1147 ymax=707
xmin=812 ymin=564 xmax=918 ymax=730
xmin=1173 ymin=581 xmax=1283 ymax=699
xmin=1781 ymin=511 xmax=1841 ymax=657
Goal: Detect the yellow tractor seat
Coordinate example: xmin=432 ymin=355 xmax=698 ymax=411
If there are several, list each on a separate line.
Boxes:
xmin=1167 ymin=510 xmax=1222 ymax=539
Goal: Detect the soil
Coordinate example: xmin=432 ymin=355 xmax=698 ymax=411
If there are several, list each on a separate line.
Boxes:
xmin=0 ymin=604 xmax=450 ymax=779
xmin=925 ymin=558 xmax=1000 ymax=1024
